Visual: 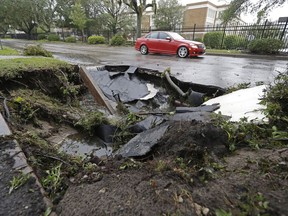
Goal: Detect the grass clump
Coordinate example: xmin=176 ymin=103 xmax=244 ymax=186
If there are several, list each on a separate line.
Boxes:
xmin=0 ymin=58 xmax=70 ymax=79
xmin=75 ymin=111 xmax=109 ymax=135
xmin=41 ymin=163 xmax=63 ymax=199
xmin=23 ymin=45 xmax=52 ymax=57
xmin=9 ymin=174 xmax=31 ymax=194
xmin=0 ymin=46 xmax=20 ymax=55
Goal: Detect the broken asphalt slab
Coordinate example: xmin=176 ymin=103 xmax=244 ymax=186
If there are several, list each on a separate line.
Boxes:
xmin=115 ymin=123 xmax=169 ymax=158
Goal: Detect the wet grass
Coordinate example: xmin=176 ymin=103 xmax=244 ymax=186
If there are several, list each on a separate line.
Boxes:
xmin=206 ymin=49 xmax=244 ymax=55
xmin=0 ymin=46 xmax=20 ymax=55
xmin=0 ymin=58 xmax=70 ymax=79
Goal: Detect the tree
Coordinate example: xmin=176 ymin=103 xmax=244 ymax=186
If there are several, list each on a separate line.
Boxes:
xmin=223 ymin=0 xmax=287 ymax=23
xmin=70 ymin=1 xmax=88 ymax=40
xmin=4 ymin=0 xmax=40 ymax=37
xmin=153 ymin=0 xmax=184 ymax=31
xmin=0 ymin=0 xmax=10 ymax=35
xmin=37 ymin=0 xmax=74 ymax=33
xmin=99 ymin=0 xmax=133 ymax=35
xmin=122 ymin=0 xmax=157 ymax=38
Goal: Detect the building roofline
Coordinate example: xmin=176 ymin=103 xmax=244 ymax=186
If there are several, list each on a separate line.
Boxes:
xmin=186 ymin=1 xmax=228 ymax=9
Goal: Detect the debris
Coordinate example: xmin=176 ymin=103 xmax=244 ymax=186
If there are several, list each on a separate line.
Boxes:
xmin=204 ymin=85 xmax=267 ymax=122
xmin=163 ymin=67 xmax=204 ymax=106
xmin=115 ymin=123 xmax=169 ymax=157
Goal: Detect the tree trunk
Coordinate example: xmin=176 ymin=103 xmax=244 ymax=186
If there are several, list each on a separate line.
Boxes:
xmin=136 ymin=13 xmax=142 ymax=38
xmin=81 ymin=29 xmax=85 ymax=42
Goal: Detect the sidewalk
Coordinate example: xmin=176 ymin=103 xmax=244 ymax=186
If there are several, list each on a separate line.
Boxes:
xmin=0 ymin=113 xmax=51 ymax=215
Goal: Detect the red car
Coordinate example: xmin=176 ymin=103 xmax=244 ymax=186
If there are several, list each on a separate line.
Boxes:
xmin=135 ymin=31 xmax=205 ymax=58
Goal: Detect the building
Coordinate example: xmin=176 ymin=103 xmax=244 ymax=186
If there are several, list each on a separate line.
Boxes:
xmin=141 ymin=0 xmax=245 ymax=37
xmin=183 ymin=1 xmax=229 ymax=29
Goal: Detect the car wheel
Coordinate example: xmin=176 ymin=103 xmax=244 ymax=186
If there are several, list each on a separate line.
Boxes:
xmin=140 ymin=45 xmax=148 ymax=55
xmin=177 ymin=46 xmax=188 ymax=58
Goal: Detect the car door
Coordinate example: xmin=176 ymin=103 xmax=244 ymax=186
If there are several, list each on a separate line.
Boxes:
xmin=145 ymin=32 xmax=159 ymax=52
xmin=158 ymin=32 xmax=175 ymax=54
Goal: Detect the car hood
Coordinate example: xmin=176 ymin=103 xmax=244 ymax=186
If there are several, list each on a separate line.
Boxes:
xmin=177 ymin=39 xmax=203 ymax=45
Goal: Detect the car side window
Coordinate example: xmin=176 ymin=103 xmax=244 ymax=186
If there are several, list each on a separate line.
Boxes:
xmin=150 ymin=32 xmax=158 ymax=39
xmin=159 ymin=32 xmax=169 ymax=40
xmin=145 ymin=34 xmax=151 ymax=38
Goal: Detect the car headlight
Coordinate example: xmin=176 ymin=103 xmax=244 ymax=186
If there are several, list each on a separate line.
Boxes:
xmin=190 ymin=44 xmax=198 ymax=49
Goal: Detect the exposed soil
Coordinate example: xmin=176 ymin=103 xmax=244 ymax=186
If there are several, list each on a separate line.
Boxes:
xmin=56 ymin=121 xmax=288 ymax=216
xmin=1 ymin=65 xmax=287 ymax=216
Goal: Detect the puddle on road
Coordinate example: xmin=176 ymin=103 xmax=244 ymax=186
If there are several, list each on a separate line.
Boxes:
xmin=59 ymin=133 xmax=112 ymax=157
xmin=54 ymin=54 xmax=97 ymax=65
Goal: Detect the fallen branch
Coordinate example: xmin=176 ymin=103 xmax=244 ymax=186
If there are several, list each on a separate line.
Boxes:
xmin=163 ymin=68 xmax=189 ymax=97
xmin=35 ymin=153 xmax=71 ymax=166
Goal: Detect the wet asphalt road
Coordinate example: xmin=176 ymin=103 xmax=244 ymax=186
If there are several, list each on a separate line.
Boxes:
xmin=2 ymin=39 xmax=287 ymax=88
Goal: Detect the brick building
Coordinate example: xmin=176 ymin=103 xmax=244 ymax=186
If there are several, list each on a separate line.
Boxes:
xmin=142 ymin=0 xmax=245 ymax=36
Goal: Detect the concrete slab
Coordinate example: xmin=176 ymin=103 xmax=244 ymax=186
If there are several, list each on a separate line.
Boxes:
xmin=79 ymin=66 xmax=115 ymax=114
xmin=0 ymin=113 xmax=11 ymax=136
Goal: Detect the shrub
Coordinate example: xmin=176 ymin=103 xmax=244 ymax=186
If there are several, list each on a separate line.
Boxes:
xmin=88 ymin=35 xmax=105 ymax=44
xmin=110 ymin=35 xmax=126 ymax=46
xmin=261 ymin=72 xmax=288 ymax=130
xmin=23 ymin=45 xmax=53 ymax=57
xmin=37 ymin=34 xmax=47 ymax=40
xmin=4 ymin=35 xmax=12 ymax=39
xmin=194 ymin=38 xmax=203 ymax=43
xmin=203 ymin=32 xmax=223 ymax=49
xmin=65 ymin=36 xmax=76 ymax=43
xmin=248 ymin=38 xmax=283 ymax=54
xmin=47 ymin=34 xmax=60 ymax=41
xmin=224 ymin=35 xmax=243 ymax=49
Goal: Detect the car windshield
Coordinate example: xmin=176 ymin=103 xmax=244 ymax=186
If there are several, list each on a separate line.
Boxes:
xmin=169 ymin=32 xmax=185 ymax=40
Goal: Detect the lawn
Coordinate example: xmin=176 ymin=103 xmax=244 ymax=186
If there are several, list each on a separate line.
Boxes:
xmin=205 ymin=48 xmax=244 ymax=55
xmin=0 ymin=57 xmax=70 ymax=79
xmin=0 ymin=46 xmax=20 ymax=55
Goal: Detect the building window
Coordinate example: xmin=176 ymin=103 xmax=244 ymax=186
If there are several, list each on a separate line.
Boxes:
xmin=207 ymin=8 xmax=216 ymax=19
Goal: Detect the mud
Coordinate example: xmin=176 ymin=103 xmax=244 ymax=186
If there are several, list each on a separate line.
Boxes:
xmin=57 ymin=121 xmax=288 ymax=216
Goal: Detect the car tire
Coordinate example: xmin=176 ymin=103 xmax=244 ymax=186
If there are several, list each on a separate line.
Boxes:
xmin=140 ymin=45 xmax=148 ymax=55
xmin=177 ymin=46 xmax=188 ymax=58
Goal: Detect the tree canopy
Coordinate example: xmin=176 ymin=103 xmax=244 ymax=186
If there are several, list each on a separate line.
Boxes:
xmin=122 ymin=0 xmax=157 ymax=38
xmin=153 ymin=0 xmax=184 ymax=31
xmin=224 ymin=0 xmax=287 ymax=23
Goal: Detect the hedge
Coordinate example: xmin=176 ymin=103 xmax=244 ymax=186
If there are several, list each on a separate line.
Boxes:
xmin=248 ymin=38 xmax=284 ymax=54
xmin=47 ymin=34 xmax=60 ymax=41
xmin=65 ymin=36 xmax=77 ymax=43
xmin=88 ymin=35 xmax=105 ymax=44
xmin=203 ymin=32 xmax=223 ymax=49
xmin=110 ymin=35 xmax=126 ymax=46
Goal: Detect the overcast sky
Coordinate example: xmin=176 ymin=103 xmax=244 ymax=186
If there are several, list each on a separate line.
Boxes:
xmin=177 ymin=0 xmax=288 ymax=23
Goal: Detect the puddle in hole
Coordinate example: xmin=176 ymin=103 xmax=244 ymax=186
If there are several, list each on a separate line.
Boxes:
xmin=59 ymin=133 xmax=112 ymax=157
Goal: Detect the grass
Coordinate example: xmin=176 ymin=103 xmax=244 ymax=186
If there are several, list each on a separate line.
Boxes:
xmin=206 ymin=49 xmax=244 ymax=55
xmin=9 ymin=173 xmax=30 ymax=194
xmin=0 ymin=46 xmax=20 ymax=55
xmin=0 ymin=57 xmax=70 ymax=79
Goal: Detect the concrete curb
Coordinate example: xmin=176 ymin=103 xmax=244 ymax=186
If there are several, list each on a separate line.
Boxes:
xmin=205 ymin=52 xmax=288 ymax=61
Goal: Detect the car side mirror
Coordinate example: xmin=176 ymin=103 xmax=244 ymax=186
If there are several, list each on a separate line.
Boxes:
xmin=166 ymin=37 xmax=171 ymax=41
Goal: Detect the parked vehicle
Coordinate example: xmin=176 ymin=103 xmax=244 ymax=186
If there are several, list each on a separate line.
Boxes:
xmin=135 ymin=31 xmax=206 ymax=58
